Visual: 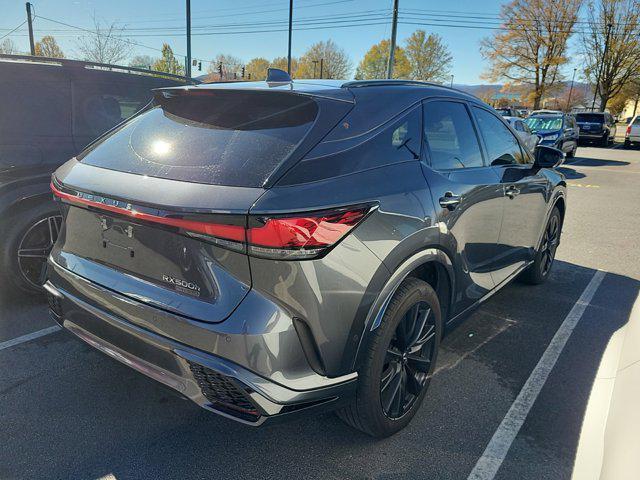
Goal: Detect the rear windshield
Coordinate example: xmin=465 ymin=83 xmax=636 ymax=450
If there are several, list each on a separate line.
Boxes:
xmin=575 ymin=113 xmax=604 ymax=123
xmin=78 ymin=89 xmax=318 ymax=187
xmin=495 ymin=108 xmax=510 ymax=116
xmin=523 ymin=116 xmax=563 ymax=131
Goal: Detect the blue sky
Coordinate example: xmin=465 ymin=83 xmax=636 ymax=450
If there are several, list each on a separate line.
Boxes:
xmin=1 ymin=0 xmax=585 ymax=84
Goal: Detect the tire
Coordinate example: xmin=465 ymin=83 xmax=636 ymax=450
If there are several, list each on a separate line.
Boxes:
xmin=0 ymin=201 xmax=62 ymax=294
xmin=624 ymin=139 xmax=631 ymax=149
xmin=600 ymin=133 xmax=608 ymax=147
xmin=520 ymin=207 xmax=562 ymax=285
xmin=567 ymin=144 xmax=576 ymax=158
xmin=336 ymin=277 xmax=442 ymax=438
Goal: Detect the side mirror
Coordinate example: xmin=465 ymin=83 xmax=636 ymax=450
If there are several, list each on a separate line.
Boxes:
xmin=534 ymin=145 xmax=564 ymax=168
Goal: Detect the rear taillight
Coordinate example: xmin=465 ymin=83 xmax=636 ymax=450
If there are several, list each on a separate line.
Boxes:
xmin=247 ymin=208 xmax=370 ymax=260
xmin=52 ymin=181 xmax=371 ymax=260
xmin=627 ymin=125 xmax=632 ymax=136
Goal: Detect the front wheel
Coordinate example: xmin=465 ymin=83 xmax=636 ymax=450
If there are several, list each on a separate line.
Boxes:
xmin=337 ymin=278 xmax=442 ymax=437
xmin=520 ymin=207 xmax=562 ymax=285
xmin=1 ymin=202 xmax=62 ymax=294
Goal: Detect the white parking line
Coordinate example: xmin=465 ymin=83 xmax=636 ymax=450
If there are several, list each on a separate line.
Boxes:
xmin=467 ymin=270 xmax=606 ymax=480
xmin=0 ymin=325 xmax=62 ymax=351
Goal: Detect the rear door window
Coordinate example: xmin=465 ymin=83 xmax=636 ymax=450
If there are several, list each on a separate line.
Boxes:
xmin=423 ymin=101 xmax=484 ymax=170
xmin=79 ymin=90 xmax=319 ymax=187
xmin=473 ymin=107 xmax=528 ymax=165
xmin=73 ymin=82 xmax=154 ymax=147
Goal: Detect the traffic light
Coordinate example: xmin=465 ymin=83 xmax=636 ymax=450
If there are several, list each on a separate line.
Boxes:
xmin=218 ymin=62 xmax=223 ymax=78
xmin=198 ymin=61 xmax=202 ymax=71
xmin=241 ymin=66 xmax=245 ymax=78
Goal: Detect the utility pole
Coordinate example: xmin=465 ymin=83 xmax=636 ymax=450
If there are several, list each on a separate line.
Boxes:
xmin=591 ymin=23 xmax=613 ymax=111
xmin=186 ymin=0 xmax=192 ymax=78
xmin=450 ymin=74 xmax=454 ymax=87
xmin=566 ymin=67 xmax=577 ymax=112
xmin=287 ymin=0 xmax=293 ymax=75
xmin=319 ymin=58 xmax=323 ymax=79
xmin=386 ymin=0 xmax=399 ymax=79
xmin=26 ymin=2 xmax=35 ymax=56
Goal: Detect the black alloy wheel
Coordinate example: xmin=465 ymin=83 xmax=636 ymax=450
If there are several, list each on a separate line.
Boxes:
xmin=336 ymin=277 xmax=442 ymax=437
xmin=539 ymin=212 xmax=559 ymax=277
xmin=520 ymin=206 xmax=562 ymax=285
xmin=17 ymin=215 xmax=62 ymax=289
xmin=381 ymin=301 xmax=437 ymax=419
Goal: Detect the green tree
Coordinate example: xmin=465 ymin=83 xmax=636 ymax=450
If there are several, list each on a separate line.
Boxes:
xmin=480 ymin=0 xmax=582 ymax=109
xmin=245 ymin=57 xmax=269 ymax=80
xmin=355 ymin=39 xmax=411 ymax=79
xmin=34 ymin=35 xmax=65 ymax=58
xmin=297 ymin=40 xmax=352 ymax=79
xmin=152 ymin=43 xmax=184 ymax=75
xmin=404 ymin=30 xmax=451 ymax=83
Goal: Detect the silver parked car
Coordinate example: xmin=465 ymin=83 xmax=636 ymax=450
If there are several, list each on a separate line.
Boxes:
xmin=505 ymin=116 xmax=540 ymax=151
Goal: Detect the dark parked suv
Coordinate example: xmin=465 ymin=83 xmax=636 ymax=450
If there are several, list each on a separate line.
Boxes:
xmin=46 ymin=75 xmax=567 ymax=437
xmin=0 ymin=54 xmax=191 ymax=292
xmin=574 ymin=112 xmax=616 ymax=146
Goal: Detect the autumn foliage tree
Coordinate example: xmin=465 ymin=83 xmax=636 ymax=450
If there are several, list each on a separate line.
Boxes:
xmin=480 ymin=0 xmax=582 ymax=109
xmin=245 ymin=57 xmax=270 ymax=80
xmin=35 ymin=36 xmax=65 ymax=58
xmin=355 ymin=39 xmax=411 ymax=79
xmin=582 ymin=0 xmax=640 ymax=111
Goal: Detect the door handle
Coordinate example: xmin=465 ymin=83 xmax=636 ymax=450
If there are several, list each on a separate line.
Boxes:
xmin=504 ymin=185 xmax=520 ymax=199
xmin=439 ymin=191 xmax=461 ymax=210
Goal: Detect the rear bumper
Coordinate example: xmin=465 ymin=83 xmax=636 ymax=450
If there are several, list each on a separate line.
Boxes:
xmin=44 ymin=264 xmax=358 ymax=426
xmin=578 ymin=131 xmax=607 ymax=139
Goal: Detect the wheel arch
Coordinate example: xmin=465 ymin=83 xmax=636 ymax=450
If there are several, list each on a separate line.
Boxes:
xmin=351 ymin=247 xmax=454 ymax=372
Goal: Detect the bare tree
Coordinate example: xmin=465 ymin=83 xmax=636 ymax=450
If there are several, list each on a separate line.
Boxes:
xmin=582 ymin=0 xmax=640 ymax=111
xmin=75 ymin=15 xmax=133 ymax=65
xmin=480 ymin=0 xmax=583 ymax=109
xmin=129 ymin=55 xmax=156 ymax=69
xmin=0 ymin=38 xmax=17 ymax=54
xmin=297 ymin=40 xmax=352 ymax=79
xmin=207 ymin=53 xmax=244 ymax=80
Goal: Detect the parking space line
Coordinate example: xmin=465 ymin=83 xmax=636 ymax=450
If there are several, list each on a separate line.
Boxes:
xmin=467 ymin=270 xmax=606 ymax=480
xmin=0 ymin=325 xmax=61 ymax=351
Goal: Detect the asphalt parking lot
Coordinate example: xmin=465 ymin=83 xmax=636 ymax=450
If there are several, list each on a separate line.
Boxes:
xmin=1 ymin=144 xmax=638 ymax=480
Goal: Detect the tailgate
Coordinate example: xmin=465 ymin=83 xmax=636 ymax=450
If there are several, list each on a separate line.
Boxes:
xmin=51 ymin=161 xmax=264 ymax=323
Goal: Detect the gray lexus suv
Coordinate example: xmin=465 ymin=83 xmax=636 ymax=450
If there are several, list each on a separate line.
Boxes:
xmin=45 ymin=73 xmax=566 ymax=437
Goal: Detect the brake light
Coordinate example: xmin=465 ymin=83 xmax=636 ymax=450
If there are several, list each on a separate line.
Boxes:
xmin=627 ymin=125 xmax=632 ymax=136
xmin=246 ymin=208 xmax=370 ymax=259
xmin=50 ymin=181 xmax=245 ymax=244
xmin=52 ymin=181 xmax=371 ymax=260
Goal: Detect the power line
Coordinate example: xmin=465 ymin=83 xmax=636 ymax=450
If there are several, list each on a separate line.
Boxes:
xmin=33 ymin=15 xmax=174 ymax=56
xmin=0 ymin=20 xmax=26 ymax=41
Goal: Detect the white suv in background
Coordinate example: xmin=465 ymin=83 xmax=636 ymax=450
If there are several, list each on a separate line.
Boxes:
xmin=624 ymin=116 xmax=640 ymax=148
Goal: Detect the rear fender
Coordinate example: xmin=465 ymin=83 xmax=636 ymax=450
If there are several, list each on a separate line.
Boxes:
xmin=351 ymin=248 xmax=454 ymax=372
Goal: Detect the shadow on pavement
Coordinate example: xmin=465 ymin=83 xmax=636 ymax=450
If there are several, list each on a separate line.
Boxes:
xmin=0 ymin=260 xmax=638 ymax=480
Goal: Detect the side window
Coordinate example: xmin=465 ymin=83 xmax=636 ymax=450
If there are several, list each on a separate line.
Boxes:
xmin=473 ymin=107 xmax=527 ymax=165
xmin=515 ymin=121 xmax=524 ymax=132
xmin=423 ymin=101 xmax=484 ymax=170
xmin=73 ymin=82 xmax=152 ymax=140
xmin=276 ymin=105 xmax=422 ymax=184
